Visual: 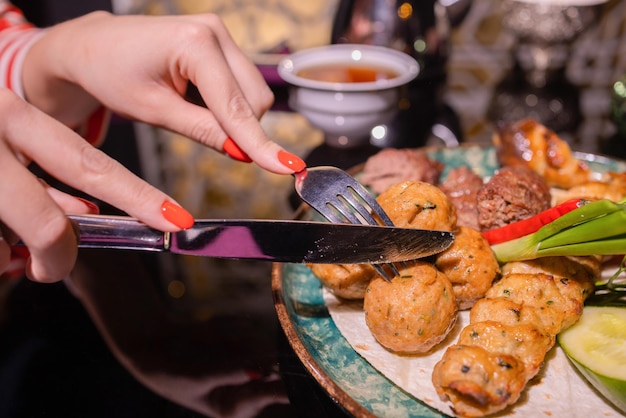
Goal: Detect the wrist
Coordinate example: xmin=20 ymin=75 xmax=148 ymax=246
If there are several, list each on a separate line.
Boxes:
xmin=21 ymin=12 xmax=110 ymax=126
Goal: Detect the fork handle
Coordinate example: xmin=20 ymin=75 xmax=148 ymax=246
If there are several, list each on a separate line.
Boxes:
xmin=68 ymin=214 xmax=167 ymax=251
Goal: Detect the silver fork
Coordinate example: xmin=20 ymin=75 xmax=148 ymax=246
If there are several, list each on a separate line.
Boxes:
xmin=294 ymin=166 xmax=402 ymax=281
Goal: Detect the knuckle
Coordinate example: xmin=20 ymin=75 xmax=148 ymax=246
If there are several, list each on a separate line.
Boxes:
xmin=259 ymin=87 xmax=275 ymax=111
xmin=78 ymin=143 xmax=119 ymax=182
xmin=227 ymin=94 xmax=255 ymax=121
xmin=174 ymin=20 xmax=219 ymax=50
xmin=129 ymin=181 xmax=158 ymax=206
xmin=187 ymin=117 xmax=223 ymax=146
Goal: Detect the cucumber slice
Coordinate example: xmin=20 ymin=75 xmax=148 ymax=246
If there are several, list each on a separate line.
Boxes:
xmin=558 ymin=306 xmax=626 ymax=414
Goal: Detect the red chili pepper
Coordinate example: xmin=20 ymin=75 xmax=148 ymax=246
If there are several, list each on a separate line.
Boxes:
xmin=482 ymin=198 xmax=588 ymax=245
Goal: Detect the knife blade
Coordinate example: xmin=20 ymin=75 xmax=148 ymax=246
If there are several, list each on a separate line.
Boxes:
xmin=70 ymin=214 xmax=454 ymax=264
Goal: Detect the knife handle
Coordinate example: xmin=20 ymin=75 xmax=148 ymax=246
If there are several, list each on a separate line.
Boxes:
xmin=68 ymin=214 xmax=167 ymax=251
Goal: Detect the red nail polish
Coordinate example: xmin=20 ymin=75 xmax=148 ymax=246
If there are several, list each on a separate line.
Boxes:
xmin=223 ymin=137 xmax=253 ymax=163
xmin=278 ymin=150 xmax=306 ymax=172
xmin=76 ymin=198 xmax=100 ymax=214
xmin=245 ymin=369 xmax=263 ymax=380
xmin=10 ymin=245 xmax=30 ymax=259
xmin=161 ymin=201 xmax=194 ymax=230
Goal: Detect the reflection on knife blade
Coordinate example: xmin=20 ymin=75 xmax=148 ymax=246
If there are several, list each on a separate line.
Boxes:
xmin=70 ymin=215 xmax=455 ymax=264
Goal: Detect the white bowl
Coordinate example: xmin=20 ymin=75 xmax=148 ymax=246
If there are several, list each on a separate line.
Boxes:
xmin=277 ymin=44 xmax=419 ymax=148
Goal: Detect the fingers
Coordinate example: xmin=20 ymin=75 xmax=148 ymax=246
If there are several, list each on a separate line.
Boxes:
xmin=26 ymin=12 xmax=303 ymax=174
xmin=0 ymin=92 xmax=192 ymax=284
xmin=179 ymin=17 xmax=296 ymax=173
xmin=0 ymin=138 xmax=77 ymax=283
xmin=45 ymin=185 xmax=100 ymax=214
xmin=145 ymin=15 xmax=305 ymax=174
xmin=9 ymin=108 xmax=191 ymax=232
xmin=187 ymin=14 xmax=274 ymax=118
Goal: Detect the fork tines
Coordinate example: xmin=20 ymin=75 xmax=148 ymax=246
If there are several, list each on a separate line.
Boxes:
xmin=294 ymin=166 xmax=402 ymax=282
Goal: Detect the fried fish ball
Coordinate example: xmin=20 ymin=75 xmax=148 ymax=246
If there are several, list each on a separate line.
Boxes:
xmin=432 ymin=344 xmax=527 ymax=417
xmin=486 ymin=272 xmax=583 ymax=335
xmin=364 ymin=262 xmax=457 ymax=354
xmin=309 ymin=263 xmax=377 ymax=300
xmin=432 ymin=258 xmax=599 ymax=416
xmin=500 ymin=258 xmax=597 ymax=331
xmin=376 ymin=181 xmax=457 ymax=231
xmin=501 ymin=256 xmax=601 ymax=288
xmin=457 ymin=321 xmax=553 ymax=379
xmin=435 ymin=227 xmax=500 ymax=310
xmin=470 ymin=297 xmax=550 ymax=339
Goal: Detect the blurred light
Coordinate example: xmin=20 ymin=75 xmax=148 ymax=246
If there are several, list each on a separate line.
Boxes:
xmin=168 ymin=280 xmax=186 ymax=298
xmin=371 ymin=124 xmax=387 ymax=140
xmin=351 ymin=49 xmax=363 ymax=61
xmin=397 ymin=2 xmax=413 ymax=20
xmin=413 ymin=39 xmax=427 ymax=53
xmin=525 ymin=94 xmax=538 ymax=107
xmin=615 ymin=80 xmax=626 ymax=98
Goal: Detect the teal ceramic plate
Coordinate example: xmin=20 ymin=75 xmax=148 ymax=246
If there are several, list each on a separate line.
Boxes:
xmin=271 ymin=145 xmax=626 ymax=418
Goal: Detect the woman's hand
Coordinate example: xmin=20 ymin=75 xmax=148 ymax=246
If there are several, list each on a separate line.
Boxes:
xmin=21 ymin=11 xmax=305 ymax=174
xmin=0 ymin=90 xmax=194 ymax=283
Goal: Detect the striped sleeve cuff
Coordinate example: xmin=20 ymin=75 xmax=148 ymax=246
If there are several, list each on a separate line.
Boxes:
xmin=0 ymin=4 xmax=111 ymax=145
xmin=0 ymin=0 xmax=46 ymax=98
xmin=0 ymin=26 xmax=45 ymax=98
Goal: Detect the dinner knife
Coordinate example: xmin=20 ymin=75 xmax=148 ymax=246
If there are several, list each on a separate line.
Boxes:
xmin=69 ymin=214 xmax=454 ymax=264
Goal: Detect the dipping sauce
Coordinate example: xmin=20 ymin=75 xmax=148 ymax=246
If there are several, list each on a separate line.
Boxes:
xmin=296 ymin=64 xmax=398 ymax=83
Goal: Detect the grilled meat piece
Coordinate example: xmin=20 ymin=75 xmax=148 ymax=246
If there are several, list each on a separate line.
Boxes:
xmin=477 ymin=165 xmax=551 ymax=231
xmin=360 ymin=148 xmax=444 ymax=194
xmin=439 ymin=166 xmax=484 ymax=231
xmin=493 ymin=118 xmax=592 ymax=189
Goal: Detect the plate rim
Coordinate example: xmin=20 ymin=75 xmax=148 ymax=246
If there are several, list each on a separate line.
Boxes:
xmin=271 ymin=263 xmax=376 ymax=417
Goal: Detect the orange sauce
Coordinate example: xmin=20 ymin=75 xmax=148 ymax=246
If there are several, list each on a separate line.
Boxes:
xmin=296 ymin=64 xmax=398 ymax=83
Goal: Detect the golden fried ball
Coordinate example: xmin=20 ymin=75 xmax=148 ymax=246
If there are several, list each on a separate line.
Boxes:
xmin=309 ymin=263 xmax=377 ymax=300
xmin=435 ymin=226 xmax=501 ymax=310
xmin=364 ymin=262 xmax=458 ymax=354
xmin=376 ymin=181 xmax=457 ymax=231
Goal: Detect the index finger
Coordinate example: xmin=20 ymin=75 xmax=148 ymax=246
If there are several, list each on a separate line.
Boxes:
xmin=6 ymin=98 xmax=191 ymax=233
xmin=178 ymin=19 xmax=293 ymax=173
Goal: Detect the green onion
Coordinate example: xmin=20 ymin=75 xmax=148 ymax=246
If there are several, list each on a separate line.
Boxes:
xmin=491 ymin=199 xmax=626 ymax=263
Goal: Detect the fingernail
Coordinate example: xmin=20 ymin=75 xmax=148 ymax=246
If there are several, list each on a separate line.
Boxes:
xmin=245 ymin=369 xmax=263 ymax=380
xmin=76 ymin=198 xmax=100 ymax=214
xmin=10 ymin=245 xmax=30 ymax=259
xmin=223 ymin=137 xmax=253 ymax=163
xmin=278 ymin=150 xmax=306 ymax=172
xmin=161 ymin=201 xmax=194 ymax=229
